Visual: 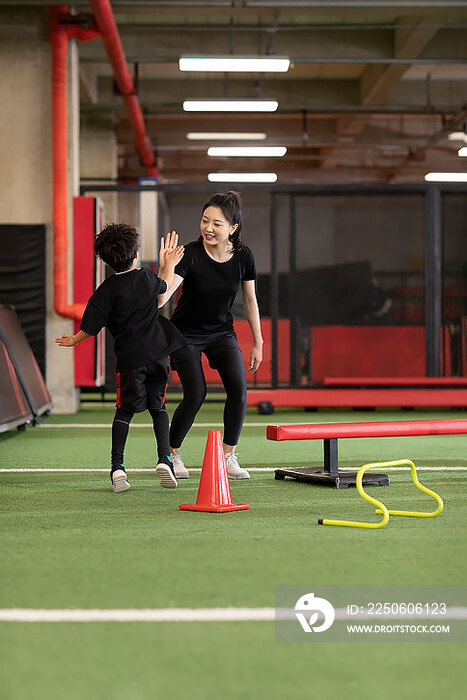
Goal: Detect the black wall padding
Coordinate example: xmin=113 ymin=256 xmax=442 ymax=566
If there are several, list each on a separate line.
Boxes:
xmin=256 ymin=261 xmax=392 ymax=325
xmin=0 ymin=224 xmax=46 ymax=374
xmin=0 ymin=337 xmax=33 ymax=432
xmin=0 ymin=306 xmax=51 ymax=426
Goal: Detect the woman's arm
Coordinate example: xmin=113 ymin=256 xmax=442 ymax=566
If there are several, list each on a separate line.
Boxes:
xmin=241 ymin=279 xmax=263 ymax=372
xmin=158 ymin=273 xmax=184 ymax=308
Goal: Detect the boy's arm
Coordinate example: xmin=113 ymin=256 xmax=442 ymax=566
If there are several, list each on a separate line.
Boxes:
xmin=55 ymin=330 xmax=91 ymax=347
xmin=56 ymin=286 xmax=106 ymax=347
xmin=157 ymin=235 xmax=185 ymax=308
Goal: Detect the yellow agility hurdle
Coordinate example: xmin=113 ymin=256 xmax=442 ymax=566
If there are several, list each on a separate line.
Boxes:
xmin=318 ymin=459 xmax=444 ymax=529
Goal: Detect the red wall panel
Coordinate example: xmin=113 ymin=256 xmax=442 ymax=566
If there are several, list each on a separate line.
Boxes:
xmin=73 ymin=197 xmax=105 ymax=387
xmin=311 ymin=326 xmax=427 ymax=380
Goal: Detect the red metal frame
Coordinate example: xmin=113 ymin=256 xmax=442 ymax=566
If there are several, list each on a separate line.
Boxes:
xmin=323 ymin=376 xmax=467 ymax=386
xmin=247 ymin=388 xmax=467 ymax=408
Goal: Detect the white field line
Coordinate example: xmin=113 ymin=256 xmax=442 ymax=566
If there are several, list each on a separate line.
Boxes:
xmin=1 ymin=466 xmax=467 ymax=473
xmin=0 ymin=607 xmax=274 ymax=623
xmin=0 ymin=607 xmax=466 ymax=623
xmin=39 ymin=422 xmax=282 ymax=428
xmin=0 ymin=468 xmax=204 ymax=473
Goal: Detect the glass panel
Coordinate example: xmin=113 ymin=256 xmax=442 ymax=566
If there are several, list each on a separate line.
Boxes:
xmin=292 ymin=193 xmax=426 ymax=385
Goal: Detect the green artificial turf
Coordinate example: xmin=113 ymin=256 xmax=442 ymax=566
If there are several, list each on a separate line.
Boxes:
xmin=0 ymin=470 xmax=466 ymax=609
xmin=1 ymin=405 xmax=466 ymax=699
xmin=0 ymin=624 xmax=463 ymax=700
xmin=2 ymin=406 xmax=467 ymax=470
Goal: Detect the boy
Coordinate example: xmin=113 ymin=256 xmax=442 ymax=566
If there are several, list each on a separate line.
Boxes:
xmin=55 ymin=224 xmax=186 ymax=493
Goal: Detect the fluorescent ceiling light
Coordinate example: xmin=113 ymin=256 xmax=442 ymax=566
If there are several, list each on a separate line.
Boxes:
xmin=208 ymin=173 xmax=278 ymax=183
xmin=425 ymin=172 xmax=467 ymax=182
xmin=187 ymin=132 xmax=267 ymax=141
xmin=458 ymin=147 xmax=467 ymax=157
xmin=207 ymin=146 xmax=287 ymax=157
xmin=183 ymin=100 xmax=278 ymax=112
xmin=448 ymin=132 xmax=467 ymax=142
xmin=179 ymin=56 xmax=290 ymax=73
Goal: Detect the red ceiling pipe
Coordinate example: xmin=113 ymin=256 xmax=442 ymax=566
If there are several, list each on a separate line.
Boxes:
xmin=50 ymin=3 xmax=156 ymax=321
xmin=50 ymin=6 xmax=86 ymax=320
xmin=89 ymin=0 xmax=159 ymax=177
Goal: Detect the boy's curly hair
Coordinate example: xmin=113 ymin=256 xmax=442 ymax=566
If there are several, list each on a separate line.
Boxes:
xmin=94 ymin=223 xmax=139 ymax=272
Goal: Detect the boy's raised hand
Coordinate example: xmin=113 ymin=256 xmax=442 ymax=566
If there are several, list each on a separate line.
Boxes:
xmin=164 ymin=244 xmax=184 ymax=269
xmin=159 ymin=231 xmax=179 ymax=270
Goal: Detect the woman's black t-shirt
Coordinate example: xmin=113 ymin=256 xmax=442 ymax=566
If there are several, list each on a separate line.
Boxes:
xmin=80 ymin=267 xmax=187 ymax=372
xmin=171 ymin=240 xmax=257 ymax=335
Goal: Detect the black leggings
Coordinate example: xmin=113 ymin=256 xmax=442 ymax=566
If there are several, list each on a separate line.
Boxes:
xmin=111 ymin=406 xmax=170 ymax=470
xmin=169 ymin=333 xmax=247 ymax=448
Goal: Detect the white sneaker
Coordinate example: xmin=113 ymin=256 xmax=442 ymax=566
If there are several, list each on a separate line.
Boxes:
xmin=112 ymin=469 xmax=131 ymax=493
xmin=156 ymin=461 xmax=178 ymax=489
xmin=225 ymin=452 xmax=250 ymax=480
xmin=171 ymin=452 xmax=190 ymax=479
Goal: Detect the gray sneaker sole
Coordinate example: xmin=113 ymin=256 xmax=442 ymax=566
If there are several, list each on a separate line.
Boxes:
xmin=156 ymin=464 xmax=178 ymax=489
xmin=228 ymin=472 xmax=250 ymax=480
xmin=112 ymin=472 xmax=131 ymax=493
xmin=174 ymin=470 xmax=190 ymax=479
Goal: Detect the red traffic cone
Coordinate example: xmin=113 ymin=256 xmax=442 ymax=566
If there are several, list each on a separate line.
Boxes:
xmin=179 ymin=430 xmax=250 ymax=513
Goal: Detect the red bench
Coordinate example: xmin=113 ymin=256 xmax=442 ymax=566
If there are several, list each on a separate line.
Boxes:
xmin=267 ymin=419 xmax=467 ymax=489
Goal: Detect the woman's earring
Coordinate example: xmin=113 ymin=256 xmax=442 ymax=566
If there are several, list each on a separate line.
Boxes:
xmin=228 ymin=234 xmax=233 ymax=241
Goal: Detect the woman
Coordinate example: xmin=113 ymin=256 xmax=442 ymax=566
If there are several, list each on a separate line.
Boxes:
xmin=165 ymin=191 xmax=263 ymax=480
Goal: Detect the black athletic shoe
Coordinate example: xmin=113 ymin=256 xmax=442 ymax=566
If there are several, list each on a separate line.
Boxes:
xmin=155 ymin=456 xmax=178 ymax=489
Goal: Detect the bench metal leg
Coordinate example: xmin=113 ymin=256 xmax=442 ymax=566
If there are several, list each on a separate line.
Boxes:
xmin=274 ymin=437 xmax=389 ymax=488
xmin=324 ymin=438 xmax=338 ymax=476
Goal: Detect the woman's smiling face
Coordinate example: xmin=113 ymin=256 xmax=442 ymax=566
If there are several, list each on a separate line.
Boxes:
xmin=200 ymin=206 xmax=237 ymax=246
